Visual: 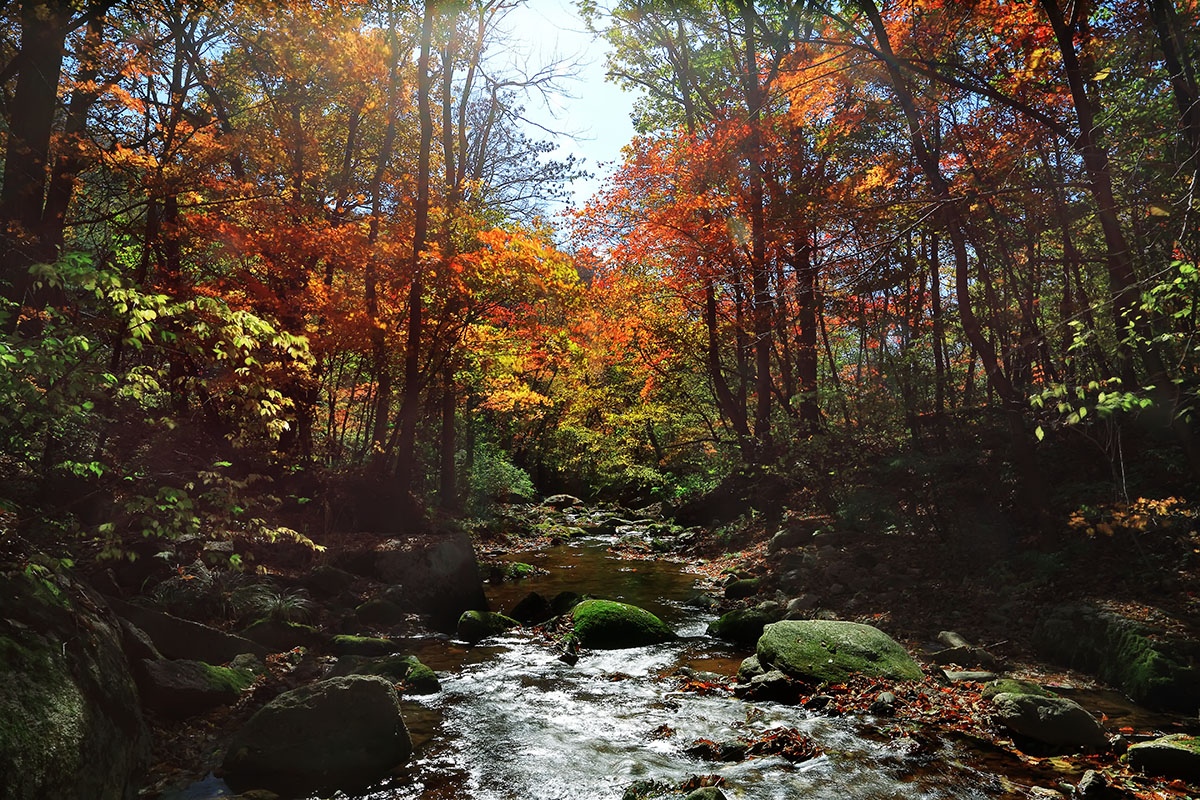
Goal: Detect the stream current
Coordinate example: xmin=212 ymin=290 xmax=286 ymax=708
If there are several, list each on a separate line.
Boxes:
xmin=363 ymin=533 xmax=1041 ymax=800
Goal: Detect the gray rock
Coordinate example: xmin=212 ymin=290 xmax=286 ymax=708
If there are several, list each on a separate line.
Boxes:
xmin=222 ymin=676 xmax=411 ymax=795
xmin=990 ymin=692 xmax=1106 ymax=748
xmin=785 ymin=594 xmax=819 ymax=617
xmin=930 ymin=644 xmax=1001 ymax=670
xmin=684 ymin=788 xmax=727 ymax=800
xmin=1126 ymin=734 xmax=1200 ymax=781
xmin=869 ymin=691 xmax=897 ymax=715
xmin=542 ymin=494 xmax=584 ymax=509
xmin=944 ymin=670 xmax=999 ymax=682
xmin=1076 ymin=769 xmax=1116 ymax=798
xmin=737 ymin=654 xmax=765 ymax=681
xmin=768 ymin=527 xmax=811 ymax=554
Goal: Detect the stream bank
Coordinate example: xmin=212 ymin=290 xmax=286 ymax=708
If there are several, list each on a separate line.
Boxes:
xmin=6 ymin=500 xmax=1198 ymax=800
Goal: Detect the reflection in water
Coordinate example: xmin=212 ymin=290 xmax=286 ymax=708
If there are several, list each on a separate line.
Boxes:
xmin=366 ymin=537 xmax=1032 ymax=800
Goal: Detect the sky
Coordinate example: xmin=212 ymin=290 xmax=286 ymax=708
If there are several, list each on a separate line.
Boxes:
xmin=497 ymin=0 xmax=638 ymax=211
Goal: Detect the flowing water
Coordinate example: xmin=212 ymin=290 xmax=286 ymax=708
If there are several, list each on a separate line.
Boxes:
xmin=357 ymin=534 xmax=1062 ymax=800
xmin=176 ymin=532 xmax=1092 ymax=800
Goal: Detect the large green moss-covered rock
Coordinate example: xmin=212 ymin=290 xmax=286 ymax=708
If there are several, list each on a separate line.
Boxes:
xmin=456 ymin=610 xmax=519 ymax=644
xmin=0 ymin=570 xmax=148 ymax=800
xmin=1126 ymin=734 xmax=1200 ymax=781
xmin=570 ymin=599 xmax=675 ymax=649
xmin=221 ymin=675 xmax=411 ymax=795
xmin=707 ymin=604 xmax=784 ymax=645
xmin=138 ymin=659 xmax=254 ymax=719
xmin=755 ymin=620 xmax=922 ymax=685
xmin=1034 ymin=603 xmax=1200 ymax=713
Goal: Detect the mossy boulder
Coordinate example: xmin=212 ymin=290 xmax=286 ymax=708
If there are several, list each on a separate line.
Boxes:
xmin=329 ymin=635 xmax=400 ymax=657
xmin=570 ymin=599 xmax=675 ymax=649
xmin=707 ymin=604 xmax=784 ymax=645
xmin=457 ymin=610 xmax=519 ymax=644
xmin=981 ymin=679 xmax=1053 ymax=701
xmin=990 ymin=692 xmax=1107 ymax=748
xmin=241 ymin=619 xmax=322 ymax=652
xmin=0 ymin=570 xmax=148 ymax=800
xmin=505 ymin=562 xmax=536 ymax=580
xmin=1034 ymin=603 xmax=1200 ymax=713
xmin=138 ymin=658 xmax=255 ymax=718
xmin=755 ymin=620 xmax=922 ymax=685
xmin=221 ymin=675 xmax=411 ymax=795
xmin=1126 ymin=734 xmax=1200 ymax=781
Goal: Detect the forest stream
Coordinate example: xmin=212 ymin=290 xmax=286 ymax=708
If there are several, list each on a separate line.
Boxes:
xmin=175 ymin=512 xmax=1160 ymax=800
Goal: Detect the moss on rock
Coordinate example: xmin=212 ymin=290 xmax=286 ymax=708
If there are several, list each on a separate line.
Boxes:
xmin=981 ymin=679 xmax=1053 ymax=701
xmin=756 ymin=619 xmax=922 ymax=685
xmin=0 ymin=571 xmax=147 ymax=800
xmin=1126 ymin=734 xmax=1200 ymax=781
xmin=1034 ymin=604 xmax=1200 ymax=713
xmin=570 ymin=599 xmax=675 ymax=650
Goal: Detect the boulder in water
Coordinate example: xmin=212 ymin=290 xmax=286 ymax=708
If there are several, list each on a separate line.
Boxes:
xmin=756 ymin=619 xmax=922 ymax=685
xmin=570 ymin=599 xmax=675 ymax=649
xmin=221 ymin=675 xmax=411 ymax=795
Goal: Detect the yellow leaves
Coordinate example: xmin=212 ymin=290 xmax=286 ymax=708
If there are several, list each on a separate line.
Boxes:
xmin=1067 ymin=497 xmax=1193 ymax=538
